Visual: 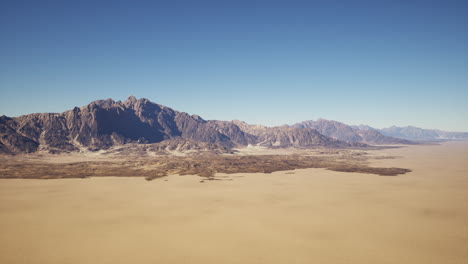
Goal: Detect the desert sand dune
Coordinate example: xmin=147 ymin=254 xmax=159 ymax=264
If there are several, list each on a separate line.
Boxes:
xmin=0 ymin=142 xmax=467 ymax=264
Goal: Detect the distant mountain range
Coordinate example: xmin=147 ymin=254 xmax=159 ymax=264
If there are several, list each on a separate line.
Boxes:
xmin=378 ymin=126 xmax=468 ymax=141
xmin=0 ymin=96 xmax=466 ymax=154
xmin=350 ymin=125 xmax=468 ymax=141
xmin=292 ymin=119 xmax=413 ymax=145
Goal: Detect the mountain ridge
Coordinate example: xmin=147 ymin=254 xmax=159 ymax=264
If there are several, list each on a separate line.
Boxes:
xmin=5 ymin=96 xmax=464 ymax=154
xmin=292 ymin=119 xmax=414 ymax=145
xmin=1 ymin=96 xmax=365 ymax=154
xmin=379 ymin=125 xmax=468 ymax=141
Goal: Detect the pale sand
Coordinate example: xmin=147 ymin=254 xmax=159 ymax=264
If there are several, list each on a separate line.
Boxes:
xmin=0 ymin=142 xmax=467 ymax=264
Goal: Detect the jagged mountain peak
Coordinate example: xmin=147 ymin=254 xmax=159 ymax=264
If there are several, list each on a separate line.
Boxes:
xmin=127 ymin=95 xmax=138 ymax=103
xmin=90 ymin=98 xmax=116 ymax=109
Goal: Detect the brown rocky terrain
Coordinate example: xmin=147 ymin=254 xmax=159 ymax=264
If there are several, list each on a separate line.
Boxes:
xmin=0 ymin=148 xmax=410 ymax=180
xmin=104 ymin=139 xmax=234 ymax=156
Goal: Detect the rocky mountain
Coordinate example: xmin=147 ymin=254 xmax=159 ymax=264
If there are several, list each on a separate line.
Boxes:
xmin=231 ymin=120 xmax=270 ymax=136
xmin=351 ymin=124 xmax=377 ymax=131
xmin=293 ymin=119 xmax=412 ymax=145
xmin=231 ymin=120 xmax=366 ymax=148
xmin=0 ymin=116 xmax=40 ymax=154
xmin=380 ymin=126 xmax=468 ymax=141
xmin=1 ymin=96 xmax=367 ymax=154
xmin=0 ymin=96 xmax=236 ymax=154
xmin=206 ymin=120 xmax=257 ymax=146
xmin=294 ymin=119 xmax=362 ymax=142
xmin=355 ymin=129 xmax=414 ymax=145
xmin=255 ymin=127 xmax=364 ymax=148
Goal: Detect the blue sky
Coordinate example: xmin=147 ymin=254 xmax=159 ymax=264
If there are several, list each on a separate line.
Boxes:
xmin=1 ymin=0 xmax=467 ymax=131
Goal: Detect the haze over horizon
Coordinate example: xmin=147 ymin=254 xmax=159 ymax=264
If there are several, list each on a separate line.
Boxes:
xmin=1 ymin=0 xmax=467 ymax=131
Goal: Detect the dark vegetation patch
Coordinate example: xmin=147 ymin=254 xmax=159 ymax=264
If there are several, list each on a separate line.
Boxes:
xmin=0 ymin=154 xmax=411 ymax=180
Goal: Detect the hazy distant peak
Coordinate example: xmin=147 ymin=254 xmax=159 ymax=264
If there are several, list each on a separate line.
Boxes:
xmin=127 ymin=95 xmax=137 ymax=102
xmin=90 ymin=98 xmax=116 ymax=109
xmin=293 ymin=119 xmax=411 ymax=144
xmin=351 ymin=124 xmax=377 ymax=131
xmin=379 ymin=125 xmax=468 ymax=141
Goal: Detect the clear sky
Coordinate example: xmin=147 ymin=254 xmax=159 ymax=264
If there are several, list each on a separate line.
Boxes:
xmin=1 ymin=0 xmax=467 ymax=131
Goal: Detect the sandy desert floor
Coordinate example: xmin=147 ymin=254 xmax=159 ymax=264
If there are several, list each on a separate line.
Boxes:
xmin=0 ymin=141 xmax=467 ymax=264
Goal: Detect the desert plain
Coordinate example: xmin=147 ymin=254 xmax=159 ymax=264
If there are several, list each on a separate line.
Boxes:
xmin=0 ymin=141 xmax=467 ymax=264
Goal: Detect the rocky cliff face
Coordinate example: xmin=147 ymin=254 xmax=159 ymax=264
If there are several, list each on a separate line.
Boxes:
xmin=0 ymin=116 xmax=40 ymax=154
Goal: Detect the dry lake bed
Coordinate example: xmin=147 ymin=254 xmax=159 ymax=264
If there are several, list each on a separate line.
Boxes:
xmin=0 ymin=141 xmax=467 ymax=264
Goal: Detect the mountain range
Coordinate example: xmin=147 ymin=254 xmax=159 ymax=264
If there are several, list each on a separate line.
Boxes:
xmin=379 ymin=126 xmax=468 ymax=141
xmin=292 ymin=119 xmax=414 ymax=145
xmin=350 ymin=125 xmax=468 ymax=141
xmin=0 ymin=96 xmax=465 ymax=154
